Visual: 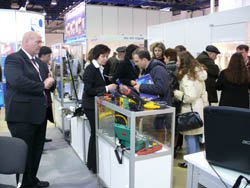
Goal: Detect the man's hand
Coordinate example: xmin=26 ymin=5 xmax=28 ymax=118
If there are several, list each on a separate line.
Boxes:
xmin=44 ymin=77 xmax=55 ymax=89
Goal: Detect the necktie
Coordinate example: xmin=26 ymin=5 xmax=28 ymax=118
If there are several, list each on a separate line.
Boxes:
xmin=31 ymin=58 xmax=42 ymax=81
xmin=31 ymin=58 xmax=48 ymax=106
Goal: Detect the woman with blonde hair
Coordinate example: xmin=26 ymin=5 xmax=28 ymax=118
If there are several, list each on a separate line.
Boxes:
xmin=174 ymin=51 xmax=208 ymax=168
xmin=151 ymin=42 xmax=166 ymax=63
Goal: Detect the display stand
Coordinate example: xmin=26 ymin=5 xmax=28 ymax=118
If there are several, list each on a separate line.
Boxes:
xmin=95 ymin=98 xmax=175 ymax=188
xmin=51 ymin=43 xmax=83 ymax=139
xmin=70 ymin=115 xmax=91 ymax=163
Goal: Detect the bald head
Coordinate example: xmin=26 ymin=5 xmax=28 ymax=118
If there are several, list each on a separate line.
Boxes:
xmin=22 ymin=31 xmax=42 ymax=57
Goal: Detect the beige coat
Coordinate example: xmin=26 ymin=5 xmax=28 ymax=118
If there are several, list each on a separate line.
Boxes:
xmin=174 ymin=68 xmax=209 ymax=136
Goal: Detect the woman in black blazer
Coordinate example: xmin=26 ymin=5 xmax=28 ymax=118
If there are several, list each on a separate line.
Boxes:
xmin=82 ymin=44 xmax=117 ymax=173
xmin=216 ymin=53 xmax=250 ymax=108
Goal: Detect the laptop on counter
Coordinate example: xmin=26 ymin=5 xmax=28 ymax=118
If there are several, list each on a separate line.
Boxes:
xmin=204 ymin=106 xmax=250 ymax=174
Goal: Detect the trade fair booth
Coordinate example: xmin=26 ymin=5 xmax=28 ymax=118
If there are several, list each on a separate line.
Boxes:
xmin=49 ymin=2 xmax=176 ymax=187
xmin=0 ymin=9 xmax=45 ymax=108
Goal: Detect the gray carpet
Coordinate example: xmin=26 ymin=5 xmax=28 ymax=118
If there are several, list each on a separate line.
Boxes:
xmin=0 ymin=128 xmax=103 ymax=188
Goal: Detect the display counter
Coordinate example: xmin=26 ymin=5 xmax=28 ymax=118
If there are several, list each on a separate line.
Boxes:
xmin=95 ymin=97 xmax=175 ymax=188
xmin=70 ymin=115 xmax=91 ymax=163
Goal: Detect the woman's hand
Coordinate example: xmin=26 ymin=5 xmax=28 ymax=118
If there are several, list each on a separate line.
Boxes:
xmin=130 ymin=80 xmax=137 ymax=86
xmin=107 ymin=83 xmax=117 ymax=91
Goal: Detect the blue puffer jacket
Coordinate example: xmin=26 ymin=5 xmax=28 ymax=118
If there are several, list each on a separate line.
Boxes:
xmin=139 ymin=60 xmax=172 ymax=105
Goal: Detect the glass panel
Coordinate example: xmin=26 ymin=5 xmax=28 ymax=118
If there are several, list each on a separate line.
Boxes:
xmin=134 ymin=113 xmax=173 ymax=155
xmin=97 ymin=98 xmax=174 ymax=156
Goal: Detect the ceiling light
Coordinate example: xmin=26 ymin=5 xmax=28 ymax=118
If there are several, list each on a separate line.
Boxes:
xmin=51 ymin=0 xmax=57 ymax=6
xmin=11 ymin=3 xmax=20 ymax=9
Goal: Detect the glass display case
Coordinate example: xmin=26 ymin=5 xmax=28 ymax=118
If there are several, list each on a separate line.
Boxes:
xmin=51 ymin=43 xmax=84 ymax=137
xmin=95 ymin=97 xmax=175 ymax=188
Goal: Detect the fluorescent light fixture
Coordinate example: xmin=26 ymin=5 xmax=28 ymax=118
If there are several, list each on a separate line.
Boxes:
xmin=160 ymin=7 xmax=171 ymax=11
xmin=43 ymin=10 xmax=47 ymax=16
xmin=51 ymin=0 xmax=57 ymax=6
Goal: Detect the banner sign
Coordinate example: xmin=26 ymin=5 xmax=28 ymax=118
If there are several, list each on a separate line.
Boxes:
xmin=64 ymin=2 xmax=86 ymax=43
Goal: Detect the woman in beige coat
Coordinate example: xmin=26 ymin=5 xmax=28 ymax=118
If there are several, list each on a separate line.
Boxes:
xmin=174 ymin=51 xmax=208 ymax=168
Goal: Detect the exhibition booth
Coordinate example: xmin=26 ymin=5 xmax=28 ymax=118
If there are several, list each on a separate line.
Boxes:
xmin=0 ymin=9 xmax=45 ymax=107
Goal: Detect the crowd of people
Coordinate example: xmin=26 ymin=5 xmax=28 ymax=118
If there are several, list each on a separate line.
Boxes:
xmin=3 ymin=31 xmax=250 ymax=187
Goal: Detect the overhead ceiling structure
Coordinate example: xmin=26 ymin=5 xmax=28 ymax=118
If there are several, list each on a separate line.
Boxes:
xmin=0 ymin=0 xmax=218 ymax=32
xmin=0 ymin=0 xmax=218 ymax=20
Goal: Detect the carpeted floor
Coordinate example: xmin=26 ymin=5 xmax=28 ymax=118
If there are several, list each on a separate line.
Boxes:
xmin=0 ymin=109 xmax=187 ymax=188
xmin=0 ymin=128 xmax=103 ymax=188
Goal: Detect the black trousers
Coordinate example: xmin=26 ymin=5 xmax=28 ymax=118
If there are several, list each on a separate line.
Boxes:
xmin=85 ymin=109 xmax=97 ymax=173
xmin=7 ymin=120 xmax=46 ymax=187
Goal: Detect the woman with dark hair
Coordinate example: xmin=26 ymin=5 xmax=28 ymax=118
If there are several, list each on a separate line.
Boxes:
xmin=216 ymin=53 xmax=250 ymax=108
xmin=151 ymin=42 xmax=166 ymax=63
xmin=175 ymin=45 xmax=187 ymax=54
xmin=111 ymin=44 xmax=140 ymax=86
xmin=174 ymin=51 xmax=208 ymax=168
xmin=82 ymin=44 xmax=117 ymax=173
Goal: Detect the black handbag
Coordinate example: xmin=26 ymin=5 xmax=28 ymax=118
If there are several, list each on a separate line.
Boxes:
xmin=176 ymin=104 xmax=203 ymax=132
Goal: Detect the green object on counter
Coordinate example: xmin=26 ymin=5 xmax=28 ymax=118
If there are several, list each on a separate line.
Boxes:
xmin=113 ymin=123 xmax=148 ymax=151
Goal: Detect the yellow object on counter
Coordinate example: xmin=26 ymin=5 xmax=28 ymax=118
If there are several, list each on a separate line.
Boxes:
xmin=143 ymin=101 xmax=160 ymax=109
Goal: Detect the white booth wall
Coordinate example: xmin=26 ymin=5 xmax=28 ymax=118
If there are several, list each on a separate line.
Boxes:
xmin=147 ymin=6 xmax=250 ymax=69
xmin=86 ymin=5 xmax=173 ymax=39
xmin=219 ymin=0 xmax=250 ymax=12
xmin=0 ymin=9 xmax=45 ymax=44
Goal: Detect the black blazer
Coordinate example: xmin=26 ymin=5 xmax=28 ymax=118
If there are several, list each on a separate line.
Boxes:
xmin=216 ymin=70 xmax=250 ymax=109
xmin=38 ymin=59 xmax=56 ymax=122
xmin=82 ymin=62 xmax=106 ymax=110
xmin=111 ymin=58 xmax=140 ymax=86
xmin=4 ymin=49 xmax=47 ymax=124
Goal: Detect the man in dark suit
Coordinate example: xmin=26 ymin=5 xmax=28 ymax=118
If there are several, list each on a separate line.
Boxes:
xmin=38 ymin=46 xmax=55 ymax=143
xmin=5 ymin=31 xmax=54 ymax=188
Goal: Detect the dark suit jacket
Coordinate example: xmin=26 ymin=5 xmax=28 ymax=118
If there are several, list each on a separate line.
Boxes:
xmin=38 ymin=59 xmax=56 ymax=122
xmin=4 ymin=49 xmax=47 ymax=124
xmin=111 ymin=58 xmax=140 ymax=86
xmin=82 ymin=62 xmax=106 ymax=110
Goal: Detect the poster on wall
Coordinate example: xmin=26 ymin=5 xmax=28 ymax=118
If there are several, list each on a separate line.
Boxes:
xmin=64 ymin=2 xmax=86 ymax=43
xmin=16 ymin=11 xmax=45 ymax=43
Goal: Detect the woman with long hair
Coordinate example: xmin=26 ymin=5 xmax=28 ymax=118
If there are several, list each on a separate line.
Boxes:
xmin=216 ymin=53 xmax=250 ymax=108
xmin=174 ymin=51 xmax=208 ymax=168
xmin=151 ymin=42 xmax=166 ymax=63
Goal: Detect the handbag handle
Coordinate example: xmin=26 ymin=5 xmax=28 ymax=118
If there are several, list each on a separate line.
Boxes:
xmin=232 ymin=175 xmax=250 ymax=188
xmin=181 ymin=94 xmax=194 ymax=112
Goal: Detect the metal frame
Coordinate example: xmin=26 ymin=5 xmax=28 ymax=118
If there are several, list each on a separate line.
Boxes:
xmin=95 ymin=97 xmax=175 ymax=188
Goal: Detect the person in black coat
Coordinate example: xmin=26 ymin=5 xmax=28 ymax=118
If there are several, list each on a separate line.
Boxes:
xmin=111 ymin=44 xmax=140 ymax=86
xmin=38 ymin=46 xmax=56 ymax=143
xmin=197 ymin=45 xmax=220 ymax=105
xmin=5 ymin=31 xmax=54 ymax=188
xmin=216 ymin=53 xmax=250 ymax=109
xmin=82 ymin=44 xmax=117 ymax=173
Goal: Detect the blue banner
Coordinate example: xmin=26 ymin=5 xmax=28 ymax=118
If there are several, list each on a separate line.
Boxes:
xmin=0 ymin=83 xmax=4 ymax=107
